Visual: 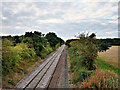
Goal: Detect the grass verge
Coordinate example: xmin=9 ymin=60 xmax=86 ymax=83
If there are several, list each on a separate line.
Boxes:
xmin=96 ymin=57 xmax=119 ymax=74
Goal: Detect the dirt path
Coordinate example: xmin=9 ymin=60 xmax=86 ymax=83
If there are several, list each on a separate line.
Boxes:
xmin=48 ymin=46 xmax=69 ymax=88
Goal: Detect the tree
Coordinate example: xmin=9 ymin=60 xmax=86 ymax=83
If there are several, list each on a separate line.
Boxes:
xmin=45 ymin=32 xmax=60 ymax=48
xmin=70 ymin=32 xmax=98 ymax=70
xmin=89 ymin=33 xmax=96 ymax=38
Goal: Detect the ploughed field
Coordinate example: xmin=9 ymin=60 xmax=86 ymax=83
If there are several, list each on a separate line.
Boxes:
xmin=98 ymin=46 xmax=119 ymax=68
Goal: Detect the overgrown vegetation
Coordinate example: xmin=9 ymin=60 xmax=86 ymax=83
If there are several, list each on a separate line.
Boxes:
xmin=67 ymin=32 xmax=119 ymax=88
xmin=2 ymin=31 xmax=64 ymax=88
xmin=80 ymin=70 xmax=118 ymax=88
xmin=66 ymin=37 xmax=120 ymax=52
xmin=68 ymin=32 xmax=98 ymax=85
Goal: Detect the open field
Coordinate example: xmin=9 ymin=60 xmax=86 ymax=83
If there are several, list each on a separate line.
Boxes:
xmin=98 ymin=46 xmax=120 ymax=68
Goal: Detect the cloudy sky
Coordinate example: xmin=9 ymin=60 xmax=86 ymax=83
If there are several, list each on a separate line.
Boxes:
xmin=0 ymin=0 xmax=119 ymax=40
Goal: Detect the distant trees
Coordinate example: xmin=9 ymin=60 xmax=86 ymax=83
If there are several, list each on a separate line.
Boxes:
xmin=45 ymin=32 xmax=65 ymax=49
xmin=96 ymin=38 xmax=120 ymax=51
xmin=66 ymin=35 xmax=120 ymax=52
xmin=89 ymin=33 xmax=96 ymax=38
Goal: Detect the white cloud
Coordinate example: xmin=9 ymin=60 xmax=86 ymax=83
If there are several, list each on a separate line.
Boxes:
xmin=109 ymin=20 xmax=118 ymax=24
xmin=15 ymin=26 xmax=21 ymax=29
xmin=38 ymin=18 xmax=64 ymax=23
xmin=1 ymin=0 xmax=119 ymax=2
xmin=1 ymin=1 xmax=118 ymax=38
xmin=101 ymin=23 xmax=107 ymax=26
xmin=2 ymin=16 xmax=7 ymax=20
xmin=105 ymin=32 xmax=113 ymax=34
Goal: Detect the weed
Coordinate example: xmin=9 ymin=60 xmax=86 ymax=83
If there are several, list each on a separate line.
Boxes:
xmin=80 ymin=69 xmax=118 ymax=88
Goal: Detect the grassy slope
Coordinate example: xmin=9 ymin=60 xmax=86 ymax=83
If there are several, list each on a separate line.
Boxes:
xmin=96 ymin=57 xmax=119 ymax=74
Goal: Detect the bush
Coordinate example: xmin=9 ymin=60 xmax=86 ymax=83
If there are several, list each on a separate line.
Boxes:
xmin=69 ymin=47 xmax=93 ymax=85
xmin=55 ymin=43 xmax=60 ymax=49
xmin=40 ymin=48 xmax=48 ymax=59
xmin=2 ymin=46 xmax=21 ymax=75
xmin=68 ymin=32 xmax=98 ymax=86
xmin=70 ymin=37 xmax=98 ymax=70
xmin=2 ymin=38 xmax=13 ymax=47
xmin=2 ymin=43 xmax=36 ymax=75
xmin=14 ymin=43 xmax=36 ymax=61
xmin=73 ymin=68 xmax=93 ymax=84
xmin=45 ymin=43 xmax=53 ymax=53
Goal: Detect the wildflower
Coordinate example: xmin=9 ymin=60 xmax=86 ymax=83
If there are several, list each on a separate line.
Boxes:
xmin=106 ymin=85 xmax=107 ymax=88
xmin=98 ymin=82 xmax=101 ymax=88
xmin=89 ymin=82 xmax=92 ymax=86
xmin=115 ymin=74 xmax=118 ymax=78
xmin=88 ymin=83 xmax=91 ymax=88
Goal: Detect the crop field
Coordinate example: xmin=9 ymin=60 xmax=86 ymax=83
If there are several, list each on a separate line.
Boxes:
xmin=98 ymin=46 xmax=120 ymax=68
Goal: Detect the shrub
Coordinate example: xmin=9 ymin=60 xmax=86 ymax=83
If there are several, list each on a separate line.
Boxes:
xmin=2 ymin=38 xmax=13 ymax=47
xmin=2 ymin=43 xmax=36 ymax=75
xmin=68 ymin=32 xmax=98 ymax=86
xmin=15 ymin=43 xmax=36 ymax=61
xmin=70 ymin=37 xmax=98 ymax=70
xmin=40 ymin=49 xmax=48 ymax=59
xmin=45 ymin=43 xmax=53 ymax=53
xmin=2 ymin=46 xmax=21 ymax=75
xmin=73 ymin=68 xmax=93 ymax=84
xmin=55 ymin=43 xmax=60 ymax=49
xmin=69 ymin=48 xmax=93 ymax=85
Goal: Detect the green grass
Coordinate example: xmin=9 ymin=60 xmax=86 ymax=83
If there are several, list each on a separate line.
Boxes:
xmin=96 ymin=57 xmax=119 ymax=74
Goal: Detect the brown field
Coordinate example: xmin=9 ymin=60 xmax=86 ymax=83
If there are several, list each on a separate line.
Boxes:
xmin=98 ymin=46 xmax=120 ymax=68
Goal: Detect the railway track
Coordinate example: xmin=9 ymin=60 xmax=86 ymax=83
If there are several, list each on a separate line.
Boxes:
xmin=16 ymin=45 xmax=65 ymax=89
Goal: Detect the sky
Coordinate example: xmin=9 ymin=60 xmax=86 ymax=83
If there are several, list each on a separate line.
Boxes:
xmin=0 ymin=0 xmax=119 ymax=41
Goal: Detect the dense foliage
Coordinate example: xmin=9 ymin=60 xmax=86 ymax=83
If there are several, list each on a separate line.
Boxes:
xmin=69 ymin=33 xmax=98 ymax=85
xmin=2 ymin=31 xmax=64 ymax=76
xmin=68 ymin=33 xmax=118 ymax=88
xmin=66 ymin=38 xmax=120 ymax=52
xmin=70 ymin=33 xmax=98 ymax=70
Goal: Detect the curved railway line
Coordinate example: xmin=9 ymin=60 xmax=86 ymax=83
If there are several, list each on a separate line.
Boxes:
xmin=16 ymin=45 xmax=66 ymax=89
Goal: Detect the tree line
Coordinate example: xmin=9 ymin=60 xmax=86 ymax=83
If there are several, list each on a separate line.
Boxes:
xmin=2 ymin=31 xmax=64 ymax=76
xmin=66 ymin=36 xmax=120 ymax=52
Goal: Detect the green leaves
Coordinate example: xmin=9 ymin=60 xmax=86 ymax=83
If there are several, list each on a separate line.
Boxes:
xmin=2 ymin=31 xmax=64 ymax=76
xmin=70 ymin=37 xmax=98 ymax=70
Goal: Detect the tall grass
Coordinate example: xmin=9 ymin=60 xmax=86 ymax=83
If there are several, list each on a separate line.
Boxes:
xmin=80 ymin=69 xmax=118 ymax=88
